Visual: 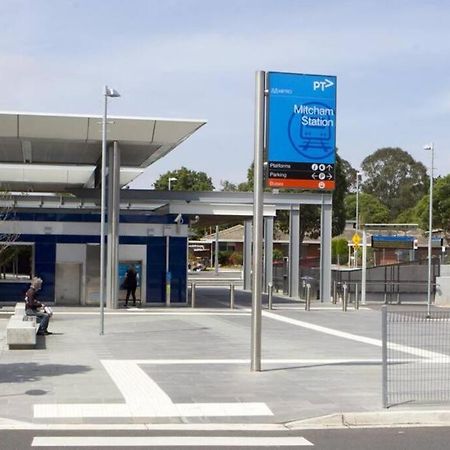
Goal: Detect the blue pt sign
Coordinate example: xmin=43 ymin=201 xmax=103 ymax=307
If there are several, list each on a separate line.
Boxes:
xmin=267 ymin=72 xmax=337 ymax=190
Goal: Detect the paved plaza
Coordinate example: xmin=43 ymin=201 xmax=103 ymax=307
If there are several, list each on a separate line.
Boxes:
xmin=0 ymin=288 xmax=449 ymax=429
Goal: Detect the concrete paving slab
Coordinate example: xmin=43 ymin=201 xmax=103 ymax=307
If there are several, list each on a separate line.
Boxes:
xmin=0 ymin=289 xmax=449 ymax=429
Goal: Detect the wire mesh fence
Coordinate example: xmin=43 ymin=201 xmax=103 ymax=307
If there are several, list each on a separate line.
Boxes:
xmin=382 ymin=306 xmax=450 ymax=407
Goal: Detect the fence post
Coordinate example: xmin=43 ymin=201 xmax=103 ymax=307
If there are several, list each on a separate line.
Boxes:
xmin=342 ymin=283 xmax=348 ymax=312
xmin=382 ymin=305 xmax=388 ymax=408
xmin=305 ymin=283 xmax=311 ymax=311
xmin=230 ymin=283 xmax=235 ymax=309
xmin=268 ymin=282 xmax=273 ymax=310
xmin=191 ymin=282 xmax=196 ymax=308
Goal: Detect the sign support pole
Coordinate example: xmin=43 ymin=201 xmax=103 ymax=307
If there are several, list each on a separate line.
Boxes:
xmin=251 ymin=71 xmax=265 ymax=372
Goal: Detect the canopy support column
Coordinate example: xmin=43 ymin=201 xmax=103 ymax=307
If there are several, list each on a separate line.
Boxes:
xmin=106 ymin=141 xmax=121 ymax=309
xmin=263 ymin=216 xmax=274 ymax=293
xmin=243 ymin=219 xmax=252 ymax=290
xmin=319 ymin=197 xmax=332 ymax=302
xmin=288 ymin=206 xmax=300 ymax=298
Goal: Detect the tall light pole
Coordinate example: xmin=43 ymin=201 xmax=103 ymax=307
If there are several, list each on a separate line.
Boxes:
xmin=100 ymin=86 xmax=120 ymax=335
xmin=168 ymin=177 xmax=177 ymax=191
xmin=355 ymin=171 xmax=361 ymax=231
xmin=354 ymin=171 xmax=361 ymax=267
xmin=424 ymin=143 xmax=434 ymax=318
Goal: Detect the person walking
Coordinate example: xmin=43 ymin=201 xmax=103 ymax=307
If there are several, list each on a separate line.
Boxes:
xmin=124 ymin=265 xmax=138 ymax=307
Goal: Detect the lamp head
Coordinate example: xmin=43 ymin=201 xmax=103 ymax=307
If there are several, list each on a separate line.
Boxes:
xmin=424 ymin=144 xmax=433 ymax=151
xmin=105 ymin=86 xmax=121 ymax=98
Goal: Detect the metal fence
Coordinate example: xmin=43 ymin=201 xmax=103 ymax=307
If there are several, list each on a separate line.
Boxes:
xmin=272 ymin=258 xmax=321 ymax=297
xmin=382 ymin=306 xmax=450 ymax=408
xmin=334 ymin=258 xmax=440 ymax=303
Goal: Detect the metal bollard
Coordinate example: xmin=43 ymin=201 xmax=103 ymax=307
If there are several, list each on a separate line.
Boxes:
xmin=342 ymin=283 xmax=348 ymax=312
xmin=191 ymin=282 xmax=196 ymax=308
xmin=268 ymin=282 xmax=273 ymax=310
xmin=332 ymin=280 xmax=337 ymax=304
xmin=305 ymin=283 xmax=311 ymax=311
xmin=230 ymin=283 xmax=235 ymax=309
xmin=355 ymin=283 xmax=359 ymax=310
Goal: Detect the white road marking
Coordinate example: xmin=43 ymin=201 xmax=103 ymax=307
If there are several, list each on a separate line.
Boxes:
xmin=262 ymin=311 xmax=450 ymax=360
xmin=0 ymin=420 xmax=288 ymax=431
xmin=33 ymin=355 xmax=428 ymax=420
xmin=34 ymin=360 xmax=272 ymax=419
xmin=31 ymin=435 xmax=313 ymax=447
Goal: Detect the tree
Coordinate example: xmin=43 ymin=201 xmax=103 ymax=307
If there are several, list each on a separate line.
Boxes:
xmin=432 ymin=175 xmax=450 ymax=236
xmin=345 ymin=192 xmax=390 ymax=224
xmin=154 ymin=167 xmax=214 ymax=191
xmin=395 ymin=206 xmax=419 ymax=224
xmin=332 ymin=237 xmax=348 ymax=265
xmin=220 ymin=164 xmax=255 ymax=192
xmin=361 ymin=148 xmax=428 ymax=219
xmin=220 ymin=180 xmax=238 ymax=192
xmin=332 ymin=153 xmax=348 ymax=236
xmin=415 ymin=175 xmax=450 ymax=238
xmin=340 ymin=158 xmax=358 ymax=192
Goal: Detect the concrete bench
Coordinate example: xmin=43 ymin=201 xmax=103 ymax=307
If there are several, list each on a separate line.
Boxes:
xmin=6 ymin=303 xmax=40 ymax=349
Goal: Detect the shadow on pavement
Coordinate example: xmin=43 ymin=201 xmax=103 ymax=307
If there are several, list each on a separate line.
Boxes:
xmin=0 ymin=363 xmax=92 ymax=384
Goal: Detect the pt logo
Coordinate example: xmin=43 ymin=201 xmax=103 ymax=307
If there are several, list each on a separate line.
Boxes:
xmin=313 ymin=79 xmax=334 ymax=91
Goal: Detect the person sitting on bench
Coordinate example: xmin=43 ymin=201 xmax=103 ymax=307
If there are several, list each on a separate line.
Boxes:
xmin=25 ymin=277 xmax=52 ymax=336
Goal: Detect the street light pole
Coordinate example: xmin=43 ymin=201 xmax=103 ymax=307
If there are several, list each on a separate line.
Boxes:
xmin=168 ymin=177 xmax=177 ymax=191
xmin=356 ymin=171 xmax=361 ymax=232
xmin=100 ymin=86 xmax=120 ymax=335
xmin=424 ymin=143 xmax=434 ymax=318
xmin=354 ymin=171 xmax=361 ymax=268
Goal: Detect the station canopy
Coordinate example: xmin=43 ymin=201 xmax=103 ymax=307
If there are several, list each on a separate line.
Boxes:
xmin=0 ymin=112 xmax=206 ymax=191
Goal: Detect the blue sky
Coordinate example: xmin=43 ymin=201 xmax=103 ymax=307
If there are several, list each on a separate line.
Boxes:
xmin=1 ymin=0 xmax=449 ymax=189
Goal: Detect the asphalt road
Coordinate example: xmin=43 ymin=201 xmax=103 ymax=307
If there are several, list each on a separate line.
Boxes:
xmin=3 ymin=426 xmax=450 ymax=449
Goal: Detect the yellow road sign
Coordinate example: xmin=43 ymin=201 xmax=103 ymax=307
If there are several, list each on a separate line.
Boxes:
xmin=352 ymin=233 xmax=361 ymax=247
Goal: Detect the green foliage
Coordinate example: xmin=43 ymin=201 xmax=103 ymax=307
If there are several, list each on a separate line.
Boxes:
xmin=220 ymin=180 xmax=238 ymax=192
xmin=361 ymin=148 xmax=428 ymax=219
xmin=220 ymin=163 xmax=254 ymax=192
xmin=332 ymin=238 xmax=348 ymax=264
xmin=332 ymin=153 xmax=348 ymax=236
xmin=218 ymin=250 xmax=233 ymax=265
xmin=434 ymin=175 xmax=450 ymax=235
xmin=154 ymin=167 xmax=214 ymax=191
xmin=395 ymin=206 xmax=419 ymax=224
xmin=340 ymin=158 xmax=358 ymax=192
xmin=272 ymin=248 xmax=284 ymax=261
xmin=415 ymin=175 xmax=450 ymax=236
xmin=344 ymin=192 xmax=390 ymax=224
xmin=237 ymin=164 xmax=254 ymax=192
xmin=229 ymin=251 xmax=243 ymax=265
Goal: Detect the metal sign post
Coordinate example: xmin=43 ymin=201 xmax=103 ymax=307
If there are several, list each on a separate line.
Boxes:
xmin=251 ymin=71 xmax=265 ymax=372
